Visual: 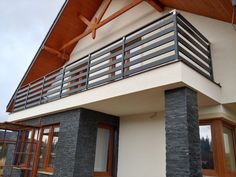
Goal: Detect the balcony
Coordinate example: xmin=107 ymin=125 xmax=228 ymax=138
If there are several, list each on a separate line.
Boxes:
xmin=13 ymin=11 xmax=213 ymax=112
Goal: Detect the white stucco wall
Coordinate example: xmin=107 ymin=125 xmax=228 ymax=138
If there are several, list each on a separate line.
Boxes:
xmin=118 ymin=112 xmax=165 ymax=177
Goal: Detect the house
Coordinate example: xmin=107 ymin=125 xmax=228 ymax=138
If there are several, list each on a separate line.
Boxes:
xmin=1 ymin=0 xmax=236 ymax=177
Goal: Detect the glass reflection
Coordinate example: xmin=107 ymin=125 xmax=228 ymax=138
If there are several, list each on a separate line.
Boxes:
xmin=199 ymin=125 xmax=214 ymax=169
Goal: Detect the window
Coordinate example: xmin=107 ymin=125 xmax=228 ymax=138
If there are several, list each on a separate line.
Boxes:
xmin=200 ymin=119 xmax=236 ymax=177
xmin=16 ymin=129 xmax=37 ymax=167
xmin=223 ymin=126 xmax=236 ymax=173
xmin=94 ymin=124 xmax=114 ymax=177
xmin=39 ymin=125 xmax=60 ymax=173
xmin=199 ymin=125 xmax=214 ymax=170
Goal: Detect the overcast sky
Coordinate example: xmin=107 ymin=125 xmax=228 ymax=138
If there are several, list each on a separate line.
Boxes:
xmin=0 ymin=0 xmax=65 ymax=121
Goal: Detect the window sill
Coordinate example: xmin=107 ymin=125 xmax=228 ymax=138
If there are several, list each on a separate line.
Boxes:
xmin=38 ymin=170 xmax=54 ymax=176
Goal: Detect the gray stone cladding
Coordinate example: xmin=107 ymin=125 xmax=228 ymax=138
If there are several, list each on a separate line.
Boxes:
xmin=3 ymin=108 xmax=119 ymax=177
xmin=165 ymin=87 xmax=202 ymax=177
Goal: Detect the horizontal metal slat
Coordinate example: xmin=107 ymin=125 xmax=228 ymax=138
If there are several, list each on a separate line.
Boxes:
xmin=44 ymin=76 xmax=63 ymax=87
xmin=62 ymin=79 xmax=87 ymax=90
xmin=126 ymin=16 xmax=174 ymax=43
xmin=15 ymin=95 xmax=27 ymax=103
xmin=26 ymin=95 xmax=41 ymax=104
xmin=179 ymin=46 xmax=211 ymax=73
xmin=125 ymin=26 xmax=174 ymax=52
xmin=178 ymin=37 xmax=210 ymax=65
xmin=88 ymin=74 xmax=122 ymax=88
xmin=89 ymin=66 xmax=122 ymax=81
xmin=90 ymin=49 xmax=123 ymax=67
xmin=177 ymin=14 xmax=209 ymax=43
xmin=177 ymin=18 xmax=209 ymax=49
xmin=177 ymin=27 xmax=210 ymax=57
xmin=43 ymin=88 xmax=61 ymax=97
xmin=43 ymin=82 xmax=62 ymax=92
xmin=89 ymin=58 xmax=122 ymax=74
xmin=61 ymin=86 xmax=86 ymax=97
xmin=28 ymin=85 xmax=43 ymax=94
xmin=124 ymin=55 xmax=177 ymax=76
xmin=17 ymin=86 xmax=29 ymax=94
xmin=180 ymin=57 xmax=211 ymax=80
xmin=26 ymin=101 xmax=40 ymax=109
xmin=14 ymin=106 xmax=25 ymax=112
xmin=91 ymin=41 xmax=123 ymax=61
xmin=27 ymin=90 xmax=41 ymax=99
xmin=14 ymin=101 xmax=26 ymax=108
xmin=63 ymin=72 xmax=87 ymax=84
xmin=65 ymin=59 xmax=88 ymax=72
xmin=45 ymin=70 xmax=63 ymax=81
xmin=42 ymin=94 xmax=60 ymax=103
xmin=124 ymin=45 xmax=175 ymax=68
xmin=16 ymin=91 xmax=28 ymax=99
xmin=64 ymin=65 xmax=88 ymax=78
xmin=30 ymin=79 xmax=43 ymax=88
xmin=125 ymin=35 xmax=175 ymax=60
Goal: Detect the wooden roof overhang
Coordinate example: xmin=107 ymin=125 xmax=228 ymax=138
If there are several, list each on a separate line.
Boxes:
xmin=6 ymin=0 xmax=236 ymax=112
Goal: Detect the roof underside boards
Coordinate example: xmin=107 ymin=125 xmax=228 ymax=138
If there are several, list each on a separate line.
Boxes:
xmin=7 ymin=0 xmax=235 ymax=112
xmin=160 ymin=0 xmax=234 ymax=23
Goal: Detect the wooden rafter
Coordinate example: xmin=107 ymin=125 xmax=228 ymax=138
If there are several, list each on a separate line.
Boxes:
xmin=43 ymin=46 xmax=69 ymax=61
xmin=79 ymin=0 xmax=112 ymax=39
xmin=60 ymin=0 xmax=144 ymax=51
xmin=79 ymin=14 xmax=90 ymax=26
xmin=97 ymin=0 xmax=112 ymax=23
xmin=145 ymin=0 xmax=164 ymax=12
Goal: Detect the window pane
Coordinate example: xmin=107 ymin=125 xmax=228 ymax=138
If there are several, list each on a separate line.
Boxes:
xmin=199 ymin=125 xmax=214 ymax=169
xmin=39 ymin=128 xmax=50 ymax=168
xmin=49 ymin=127 xmax=60 ymax=168
xmin=20 ymin=130 xmax=32 ymax=164
xmin=94 ymin=128 xmax=110 ymax=172
xmin=223 ymin=127 xmax=236 ymax=172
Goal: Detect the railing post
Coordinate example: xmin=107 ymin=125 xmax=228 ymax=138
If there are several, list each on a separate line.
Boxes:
xmin=208 ymin=44 xmax=214 ymax=80
xmin=86 ymin=54 xmax=91 ymax=90
xmin=173 ymin=10 xmax=179 ymax=60
xmin=121 ymin=36 xmax=126 ymax=78
xmin=39 ymin=76 xmax=46 ymax=104
xmin=24 ymin=84 xmax=31 ymax=109
xmin=59 ymin=67 xmax=66 ymax=98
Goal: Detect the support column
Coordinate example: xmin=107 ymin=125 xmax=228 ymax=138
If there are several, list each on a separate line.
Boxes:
xmin=165 ymin=87 xmax=202 ymax=177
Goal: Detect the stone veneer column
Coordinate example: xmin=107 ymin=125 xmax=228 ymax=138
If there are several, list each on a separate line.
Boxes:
xmin=165 ymin=87 xmax=202 ymax=177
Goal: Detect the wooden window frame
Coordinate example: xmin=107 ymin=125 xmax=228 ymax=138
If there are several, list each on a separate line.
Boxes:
xmin=39 ymin=124 xmax=60 ymax=173
xmin=222 ymin=122 xmax=236 ymax=177
xmin=200 ymin=118 xmax=236 ymax=177
xmin=94 ymin=123 xmax=114 ymax=177
xmin=16 ymin=129 xmax=36 ymax=169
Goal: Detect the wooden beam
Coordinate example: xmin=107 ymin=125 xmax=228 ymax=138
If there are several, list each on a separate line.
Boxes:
xmin=60 ymin=0 xmax=144 ymax=51
xmin=97 ymin=0 xmax=112 ymax=23
xmin=79 ymin=14 xmax=91 ymax=26
xmin=43 ymin=46 xmax=69 ymax=61
xmin=145 ymin=0 xmax=164 ymax=12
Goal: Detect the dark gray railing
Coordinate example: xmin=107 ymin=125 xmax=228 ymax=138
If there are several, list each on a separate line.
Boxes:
xmin=13 ymin=11 xmax=213 ymax=112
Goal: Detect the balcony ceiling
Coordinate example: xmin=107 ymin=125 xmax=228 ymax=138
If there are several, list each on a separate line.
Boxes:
xmin=7 ymin=0 xmax=235 ymax=112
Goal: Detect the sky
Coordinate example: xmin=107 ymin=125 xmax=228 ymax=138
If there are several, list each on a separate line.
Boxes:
xmin=0 ymin=0 xmax=65 ymax=121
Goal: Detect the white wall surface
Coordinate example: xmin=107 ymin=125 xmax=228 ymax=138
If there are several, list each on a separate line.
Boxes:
xmin=118 ymin=112 xmax=165 ymax=177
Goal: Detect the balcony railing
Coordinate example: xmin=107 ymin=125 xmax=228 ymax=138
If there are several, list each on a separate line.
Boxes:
xmin=13 ymin=11 xmax=213 ymax=112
